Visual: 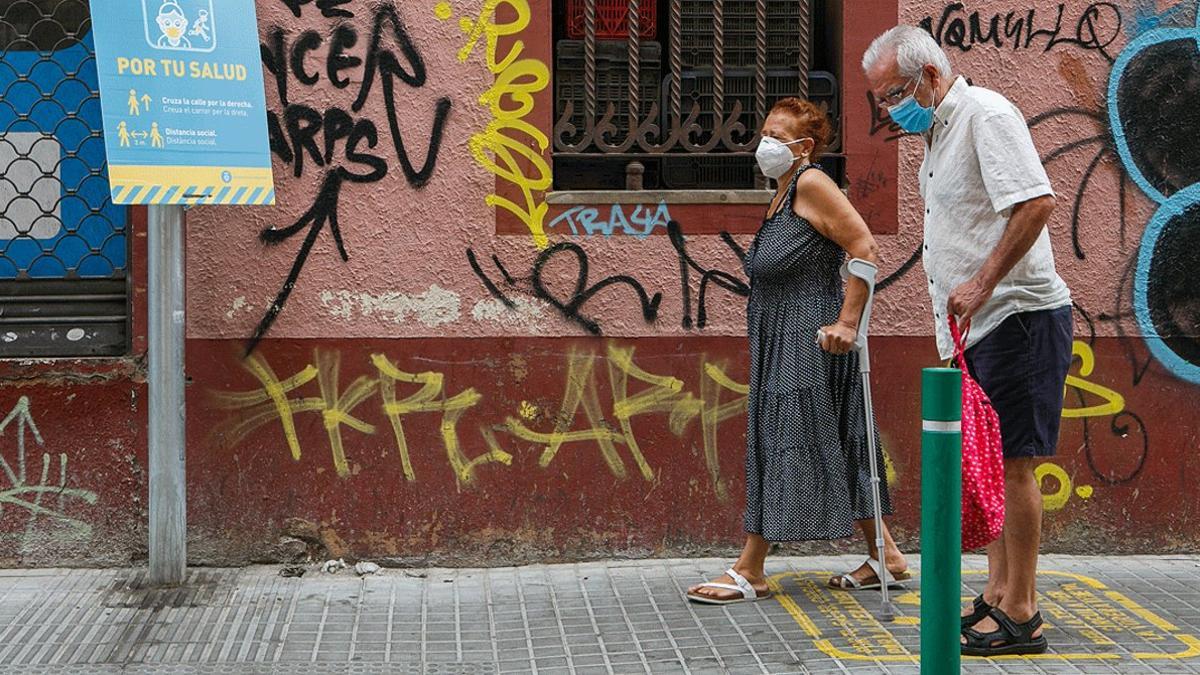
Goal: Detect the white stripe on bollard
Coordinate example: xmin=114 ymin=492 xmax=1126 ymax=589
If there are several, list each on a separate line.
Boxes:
xmin=922 ymin=420 xmax=962 ymax=433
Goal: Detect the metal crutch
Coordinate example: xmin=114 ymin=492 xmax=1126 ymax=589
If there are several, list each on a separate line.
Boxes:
xmin=820 ymin=258 xmax=895 ymax=621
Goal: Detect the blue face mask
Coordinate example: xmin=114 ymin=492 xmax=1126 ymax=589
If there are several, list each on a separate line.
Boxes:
xmin=887 ymin=73 xmax=935 ymax=133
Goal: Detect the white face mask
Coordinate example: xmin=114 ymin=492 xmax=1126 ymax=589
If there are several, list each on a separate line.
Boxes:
xmin=755 ymin=136 xmax=811 ymax=179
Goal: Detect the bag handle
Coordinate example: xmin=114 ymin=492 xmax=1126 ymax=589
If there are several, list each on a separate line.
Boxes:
xmin=948 ymin=316 xmax=971 ymax=370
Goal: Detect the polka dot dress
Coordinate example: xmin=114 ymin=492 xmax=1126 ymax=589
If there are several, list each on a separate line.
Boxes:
xmin=741 ymin=165 xmax=893 ymax=542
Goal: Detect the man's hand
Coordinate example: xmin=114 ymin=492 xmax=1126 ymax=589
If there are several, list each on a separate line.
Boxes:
xmin=818 ymin=322 xmax=858 ymax=355
xmin=947 ymin=277 xmax=995 ymax=322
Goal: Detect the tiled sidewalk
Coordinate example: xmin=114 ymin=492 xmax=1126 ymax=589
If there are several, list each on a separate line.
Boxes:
xmin=0 ymin=555 xmax=1198 ymax=673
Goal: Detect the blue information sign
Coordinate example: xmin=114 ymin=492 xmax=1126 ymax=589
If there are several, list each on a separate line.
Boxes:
xmin=91 ymin=0 xmax=275 ymax=205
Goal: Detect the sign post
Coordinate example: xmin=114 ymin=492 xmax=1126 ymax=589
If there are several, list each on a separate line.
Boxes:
xmin=91 ymin=0 xmax=275 ymax=585
xmin=146 ymin=203 xmax=186 ymax=584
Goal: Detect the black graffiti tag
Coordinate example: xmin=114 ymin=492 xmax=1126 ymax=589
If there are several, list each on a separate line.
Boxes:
xmin=467 ymin=223 xmax=750 ymax=333
xmin=277 ymin=0 xmax=353 ymax=19
xmin=921 ymin=2 xmax=1122 ymax=61
xmin=667 ymin=222 xmax=749 ymax=329
xmin=866 ymin=91 xmax=911 ymax=142
xmin=249 ymin=2 xmax=452 ymax=355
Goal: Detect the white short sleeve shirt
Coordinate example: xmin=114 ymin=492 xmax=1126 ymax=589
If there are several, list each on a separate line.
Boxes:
xmin=920 ymin=76 xmax=1072 ymax=359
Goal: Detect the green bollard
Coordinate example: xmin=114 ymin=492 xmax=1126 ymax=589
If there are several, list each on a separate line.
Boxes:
xmin=921 ymin=367 xmax=962 ymax=674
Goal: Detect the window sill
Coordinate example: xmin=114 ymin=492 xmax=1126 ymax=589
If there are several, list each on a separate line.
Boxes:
xmin=0 ymin=354 xmax=145 ymax=384
xmin=546 ymin=190 xmax=773 ymax=206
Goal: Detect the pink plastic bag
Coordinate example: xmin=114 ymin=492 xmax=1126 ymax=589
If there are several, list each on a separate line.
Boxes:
xmin=950 ymin=318 xmax=1006 ymax=551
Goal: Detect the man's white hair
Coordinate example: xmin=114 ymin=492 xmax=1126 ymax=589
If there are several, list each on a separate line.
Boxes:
xmin=862 ymin=25 xmax=952 ymax=79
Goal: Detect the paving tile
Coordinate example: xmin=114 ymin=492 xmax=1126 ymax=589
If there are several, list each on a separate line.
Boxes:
xmin=0 ymin=556 xmax=1193 ymax=674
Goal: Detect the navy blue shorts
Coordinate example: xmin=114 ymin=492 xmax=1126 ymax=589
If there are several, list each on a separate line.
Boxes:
xmin=964 ymin=306 xmax=1074 ymax=459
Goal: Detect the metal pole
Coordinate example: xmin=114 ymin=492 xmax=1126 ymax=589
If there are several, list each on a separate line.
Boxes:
xmin=860 ymin=373 xmax=894 ymax=621
xmin=827 ymin=259 xmax=894 ymax=621
xmin=920 ymin=367 xmax=962 ymax=674
xmin=148 ymin=204 xmax=187 ymax=585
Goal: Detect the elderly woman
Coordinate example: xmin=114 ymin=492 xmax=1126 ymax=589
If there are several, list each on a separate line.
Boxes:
xmin=687 ymin=98 xmax=908 ymax=604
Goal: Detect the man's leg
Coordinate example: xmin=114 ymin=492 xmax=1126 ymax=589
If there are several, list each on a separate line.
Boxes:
xmin=998 ymin=457 xmax=1042 ymax=623
xmin=963 ymin=457 xmax=1042 ymax=640
xmin=989 ymin=306 xmax=1071 ymax=630
xmin=962 ymin=307 xmax=1071 ymax=646
xmin=966 ymin=531 xmax=1006 ymax=618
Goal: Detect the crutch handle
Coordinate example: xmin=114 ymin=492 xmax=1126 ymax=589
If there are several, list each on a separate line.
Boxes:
xmin=833 ymin=259 xmax=879 ymax=356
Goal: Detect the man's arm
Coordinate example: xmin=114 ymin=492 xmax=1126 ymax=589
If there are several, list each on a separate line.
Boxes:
xmin=947 ymin=194 xmax=1057 ymax=320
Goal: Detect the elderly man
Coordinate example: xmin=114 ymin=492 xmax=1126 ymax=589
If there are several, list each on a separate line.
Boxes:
xmin=863 ymin=26 xmax=1073 ymax=656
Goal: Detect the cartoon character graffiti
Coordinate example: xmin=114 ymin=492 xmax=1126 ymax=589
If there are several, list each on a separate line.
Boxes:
xmin=1108 ymin=5 xmax=1200 ymax=385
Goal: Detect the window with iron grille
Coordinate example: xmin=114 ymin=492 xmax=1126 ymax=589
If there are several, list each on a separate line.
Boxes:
xmin=0 ymin=0 xmax=130 ymax=357
xmin=551 ymin=0 xmax=842 ymax=192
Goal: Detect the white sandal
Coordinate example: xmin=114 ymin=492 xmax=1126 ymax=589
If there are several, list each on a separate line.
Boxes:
xmin=686 ymin=568 xmax=771 ymax=605
xmin=828 ymin=557 xmax=911 ymax=591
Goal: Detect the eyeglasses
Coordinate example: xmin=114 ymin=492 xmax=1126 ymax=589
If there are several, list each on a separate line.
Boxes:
xmin=876 ymin=76 xmax=920 ymax=109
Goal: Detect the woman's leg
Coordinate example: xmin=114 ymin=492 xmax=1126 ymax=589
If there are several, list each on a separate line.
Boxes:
xmin=858 ymin=517 xmax=907 ymax=572
xmin=688 ymin=534 xmax=772 ymax=600
xmin=828 ymin=518 xmax=908 ymax=587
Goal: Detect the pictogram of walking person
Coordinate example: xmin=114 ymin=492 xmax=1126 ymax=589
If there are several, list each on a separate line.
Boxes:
xmin=128 ymin=89 xmax=140 ymax=116
xmin=150 ymin=122 xmax=164 ymax=148
xmin=189 ymin=9 xmax=211 ymax=42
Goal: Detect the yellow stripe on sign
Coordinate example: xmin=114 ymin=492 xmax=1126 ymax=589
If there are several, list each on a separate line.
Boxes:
xmin=108 ymin=165 xmax=275 ymax=205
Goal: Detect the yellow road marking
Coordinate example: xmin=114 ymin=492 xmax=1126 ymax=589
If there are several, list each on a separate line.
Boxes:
xmin=767 ymin=569 xmax=1200 ymax=663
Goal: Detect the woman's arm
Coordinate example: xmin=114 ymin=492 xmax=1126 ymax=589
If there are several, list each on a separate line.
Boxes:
xmin=794 ymin=170 xmax=881 ymax=354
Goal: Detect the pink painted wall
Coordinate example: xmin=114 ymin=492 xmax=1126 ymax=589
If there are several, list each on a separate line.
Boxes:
xmin=183 ymin=1 xmax=1156 ymax=346
xmin=174 ymin=0 xmax=1196 ymax=563
xmin=2 ymin=0 xmax=1196 ymax=565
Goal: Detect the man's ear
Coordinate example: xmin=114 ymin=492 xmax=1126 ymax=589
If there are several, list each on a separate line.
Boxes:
xmin=924 ymin=63 xmax=941 ymax=89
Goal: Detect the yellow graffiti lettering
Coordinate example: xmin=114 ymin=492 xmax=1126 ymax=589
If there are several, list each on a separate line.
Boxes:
xmin=211 ymin=353 xmax=322 ymax=460
xmin=314 ymin=350 xmax=378 ymax=478
xmin=1063 ymin=340 xmax=1126 ymax=419
xmin=443 ymin=0 xmax=552 ymax=249
xmin=480 ymin=58 xmax=549 ymax=118
xmin=1036 ymin=461 xmax=1094 ymax=512
xmin=469 ymin=119 xmax=551 ymax=189
xmin=212 ymin=345 xmax=754 ymax=491
xmin=700 ymin=362 xmax=749 ymax=500
xmin=518 ymin=400 xmax=538 ymax=420
xmin=371 ymin=354 xmax=510 ymax=485
xmin=505 ymin=348 xmax=629 ymax=476
xmin=452 ymin=0 xmax=531 ymax=73
xmin=607 ymin=344 xmax=702 ymax=481
xmin=882 ymin=444 xmax=898 ymax=487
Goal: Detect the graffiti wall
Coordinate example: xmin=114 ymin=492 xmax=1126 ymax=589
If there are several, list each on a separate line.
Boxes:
xmin=1 ymin=0 xmax=1196 ymax=564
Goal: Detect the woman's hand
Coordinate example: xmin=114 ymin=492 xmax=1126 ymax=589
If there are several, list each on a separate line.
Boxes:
xmin=818 ymin=322 xmax=859 ymax=355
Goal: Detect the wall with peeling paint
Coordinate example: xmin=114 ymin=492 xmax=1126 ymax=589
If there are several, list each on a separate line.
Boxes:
xmin=1 ymin=0 xmax=1197 ymax=565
